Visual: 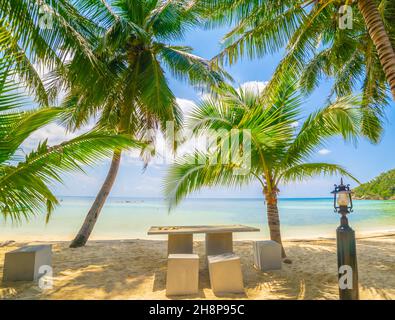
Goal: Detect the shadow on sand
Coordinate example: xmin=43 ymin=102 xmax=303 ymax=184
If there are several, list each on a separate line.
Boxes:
xmin=0 ymin=238 xmax=394 ymax=299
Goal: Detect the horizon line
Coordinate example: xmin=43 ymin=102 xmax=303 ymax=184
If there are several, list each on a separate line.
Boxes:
xmin=55 ymin=195 xmax=333 ymax=200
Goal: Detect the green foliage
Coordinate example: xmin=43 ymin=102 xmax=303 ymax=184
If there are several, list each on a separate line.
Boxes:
xmin=0 ymin=0 xmax=229 ymax=223
xmin=46 ymin=0 xmax=229 ymax=138
xmin=0 ymin=0 xmax=100 ymax=105
xmin=0 ymin=54 xmax=139 ymax=222
xmin=0 ymin=0 xmax=229 ymax=224
xmin=202 ymin=0 xmax=394 ymax=140
xmin=164 ymin=83 xmax=365 ymax=208
xmin=353 ymin=169 xmax=395 ymax=200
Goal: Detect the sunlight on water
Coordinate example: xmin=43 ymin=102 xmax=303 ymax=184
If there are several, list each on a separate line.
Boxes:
xmin=1 ymin=197 xmax=395 ymax=241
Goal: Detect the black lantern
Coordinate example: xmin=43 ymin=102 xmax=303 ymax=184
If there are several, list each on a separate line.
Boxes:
xmin=331 ymin=178 xmax=353 ymax=214
xmin=331 ymin=178 xmax=359 ymax=300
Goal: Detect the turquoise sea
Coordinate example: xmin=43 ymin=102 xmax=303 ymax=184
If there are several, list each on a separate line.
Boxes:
xmin=1 ymin=197 xmax=395 ymax=241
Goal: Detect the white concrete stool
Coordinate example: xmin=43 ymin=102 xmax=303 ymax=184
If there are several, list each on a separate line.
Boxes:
xmin=253 ymin=240 xmax=282 ymax=271
xmin=208 ymin=253 xmax=244 ymax=294
xmin=2 ymin=245 xmax=52 ymax=282
xmin=166 ymin=254 xmax=199 ymax=296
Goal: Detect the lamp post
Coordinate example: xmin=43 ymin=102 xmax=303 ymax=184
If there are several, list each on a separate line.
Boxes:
xmin=331 ymin=178 xmax=359 ymax=300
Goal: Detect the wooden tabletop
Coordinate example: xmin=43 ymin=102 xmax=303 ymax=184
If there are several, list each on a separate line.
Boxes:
xmin=147 ymin=224 xmax=260 ymax=235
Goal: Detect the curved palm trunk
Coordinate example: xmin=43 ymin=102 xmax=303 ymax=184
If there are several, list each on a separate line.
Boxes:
xmin=358 ymin=0 xmax=395 ymax=100
xmin=264 ymin=189 xmax=286 ymax=258
xmin=69 ymin=150 xmax=122 ymax=248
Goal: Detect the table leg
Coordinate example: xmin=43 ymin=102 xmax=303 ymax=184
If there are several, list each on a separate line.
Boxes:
xmin=205 ymin=232 xmax=233 ymax=256
xmin=167 ymin=234 xmax=193 ymax=255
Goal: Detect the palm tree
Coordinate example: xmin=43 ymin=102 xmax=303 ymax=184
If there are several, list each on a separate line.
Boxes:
xmin=0 ymin=0 xmax=100 ymax=105
xmin=203 ymin=0 xmax=395 ymax=112
xmin=164 ymin=83 xmax=378 ymax=259
xmin=358 ymin=0 xmax=395 ymax=99
xmin=0 ymin=54 xmax=138 ymax=222
xmin=46 ymin=0 xmax=228 ymax=248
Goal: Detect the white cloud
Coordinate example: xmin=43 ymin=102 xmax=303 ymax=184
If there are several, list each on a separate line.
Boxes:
xmin=318 ymin=148 xmax=331 ymax=155
xmin=176 ymin=98 xmax=196 ymax=115
xmin=22 ymin=122 xmax=94 ymax=151
xmin=291 ymin=121 xmax=299 ymax=128
xmin=23 ymin=123 xmax=76 ymax=149
xmin=239 ymin=81 xmax=268 ymax=95
xmin=123 ymin=98 xmax=200 ymax=165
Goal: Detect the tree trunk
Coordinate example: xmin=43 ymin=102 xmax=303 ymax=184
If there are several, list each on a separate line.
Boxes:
xmin=69 ymin=150 xmax=122 ymax=248
xmin=264 ymin=188 xmax=286 ymax=258
xmin=358 ymin=0 xmax=395 ymax=100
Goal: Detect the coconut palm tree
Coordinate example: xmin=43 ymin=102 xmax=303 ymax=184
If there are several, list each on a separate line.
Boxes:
xmin=164 ymin=83 xmax=378 ymax=259
xmin=0 ymin=0 xmax=100 ymax=105
xmin=46 ymin=0 xmax=229 ymax=248
xmin=0 ymin=54 xmax=138 ymax=222
xmin=203 ymin=0 xmax=395 ymax=116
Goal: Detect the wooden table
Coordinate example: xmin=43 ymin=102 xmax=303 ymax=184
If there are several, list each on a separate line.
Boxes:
xmin=147 ymin=225 xmax=260 ymax=255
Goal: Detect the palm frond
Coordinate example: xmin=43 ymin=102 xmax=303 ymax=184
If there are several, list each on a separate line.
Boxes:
xmin=0 ymin=52 xmax=141 ymax=222
xmin=0 ymin=129 xmax=140 ymax=222
xmin=164 ymin=83 xmax=366 ymax=208
xmin=145 ymin=0 xmax=201 ymax=41
xmin=134 ymin=50 xmax=180 ymax=127
xmin=214 ymin=2 xmax=306 ymax=66
xmin=279 ymin=95 xmax=366 ymax=171
xmin=159 ymin=44 xmax=231 ymax=89
xmin=279 ymin=162 xmax=359 ymax=184
xmin=164 ymin=150 xmax=254 ymax=208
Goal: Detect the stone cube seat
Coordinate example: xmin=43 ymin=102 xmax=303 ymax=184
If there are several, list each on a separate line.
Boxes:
xmin=208 ymin=253 xmax=244 ymax=294
xmin=2 ymin=245 xmax=52 ymax=282
xmin=166 ymin=253 xmax=199 ymax=296
xmin=253 ymin=240 xmax=282 ymax=271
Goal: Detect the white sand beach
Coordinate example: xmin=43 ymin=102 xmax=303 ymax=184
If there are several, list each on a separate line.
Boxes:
xmin=1 ymin=233 xmax=394 ymax=300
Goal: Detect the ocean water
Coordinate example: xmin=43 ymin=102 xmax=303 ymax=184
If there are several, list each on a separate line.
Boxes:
xmin=1 ymin=197 xmax=395 ymax=241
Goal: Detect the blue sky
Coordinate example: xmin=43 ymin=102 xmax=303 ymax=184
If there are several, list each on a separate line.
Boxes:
xmin=26 ymin=25 xmax=395 ymax=199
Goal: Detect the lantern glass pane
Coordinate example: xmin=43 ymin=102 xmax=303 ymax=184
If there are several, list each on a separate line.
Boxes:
xmin=337 ymin=193 xmax=349 ymax=206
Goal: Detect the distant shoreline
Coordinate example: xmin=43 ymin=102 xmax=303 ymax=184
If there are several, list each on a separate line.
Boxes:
xmin=353 ymin=196 xmax=395 ymax=200
xmin=56 ymin=195 xmax=395 ymax=201
xmin=55 ymin=195 xmax=335 ymax=200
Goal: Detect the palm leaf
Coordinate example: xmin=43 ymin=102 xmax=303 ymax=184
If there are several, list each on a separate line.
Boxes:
xmin=0 ymin=130 xmax=140 ymax=222
xmin=164 ymin=150 xmax=254 ymax=208
xmin=279 ymin=162 xmax=359 ymax=184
